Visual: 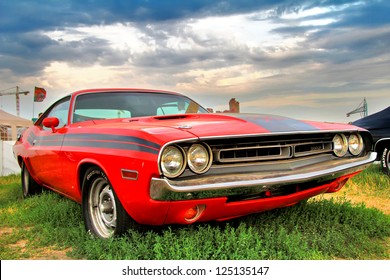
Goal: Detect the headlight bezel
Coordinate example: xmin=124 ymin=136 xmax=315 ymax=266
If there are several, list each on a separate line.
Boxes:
xmin=160 ymin=145 xmax=186 ymax=178
xmin=348 ymin=133 xmax=364 ymax=156
xmin=187 ymin=143 xmax=213 ymax=174
xmin=333 ymin=134 xmax=348 ymax=157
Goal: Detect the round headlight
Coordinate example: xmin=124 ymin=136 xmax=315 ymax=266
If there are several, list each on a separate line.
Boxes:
xmin=187 ymin=144 xmax=212 ymax=174
xmin=160 ymin=145 xmax=185 ymax=178
xmin=333 ymin=134 xmax=348 ymax=157
xmin=348 ymin=133 xmax=364 ymax=156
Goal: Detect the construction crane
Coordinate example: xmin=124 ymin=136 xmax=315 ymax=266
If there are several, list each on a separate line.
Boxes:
xmin=0 ymin=86 xmax=29 ymax=116
xmin=347 ymin=97 xmax=368 ymax=118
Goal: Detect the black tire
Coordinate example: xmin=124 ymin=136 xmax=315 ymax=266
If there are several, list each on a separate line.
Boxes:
xmin=381 ymin=146 xmax=390 ymax=175
xmin=21 ymin=162 xmax=42 ymax=198
xmin=82 ymin=167 xmax=134 ymax=239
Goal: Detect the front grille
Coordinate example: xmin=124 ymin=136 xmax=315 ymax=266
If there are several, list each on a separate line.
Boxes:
xmin=207 ymin=134 xmax=334 ymax=164
xmin=218 ymin=145 xmax=291 ymax=162
xmin=294 ymin=142 xmax=333 ymax=157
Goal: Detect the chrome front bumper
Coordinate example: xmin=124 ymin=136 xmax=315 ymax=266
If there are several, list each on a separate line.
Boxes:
xmin=150 ymin=152 xmax=376 ymax=201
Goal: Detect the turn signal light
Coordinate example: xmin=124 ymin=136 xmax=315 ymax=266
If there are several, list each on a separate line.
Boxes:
xmin=328 ymin=178 xmax=349 ymax=193
xmin=184 ymin=204 xmax=205 ymax=222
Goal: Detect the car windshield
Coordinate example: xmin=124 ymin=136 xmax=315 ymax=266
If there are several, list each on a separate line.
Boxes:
xmin=72 ymin=91 xmax=208 ymax=123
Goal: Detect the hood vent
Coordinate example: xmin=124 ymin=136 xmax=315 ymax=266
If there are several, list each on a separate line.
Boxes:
xmin=154 ymin=115 xmax=189 ymax=120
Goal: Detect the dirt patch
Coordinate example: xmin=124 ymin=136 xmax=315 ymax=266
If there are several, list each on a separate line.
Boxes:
xmin=27 ymin=246 xmax=73 ymax=260
xmin=1 ymin=227 xmax=74 ymax=260
xmin=321 ymin=180 xmax=390 ymax=215
xmin=0 ymin=227 xmax=14 ymax=235
xmin=343 ymin=195 xmax=389 ymax=215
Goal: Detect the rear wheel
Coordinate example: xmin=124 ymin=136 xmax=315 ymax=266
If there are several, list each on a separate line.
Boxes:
xmin=381 ymin=146 xmax=390 ymax=175
xmin=82 ymin=167 xmax=134 ymax=239
xmin=21 ymin=162 xmax=42 ymax=198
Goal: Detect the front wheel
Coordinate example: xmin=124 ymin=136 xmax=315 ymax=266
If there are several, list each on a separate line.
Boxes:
xmin=381 ymin=147 xmax=390 ymax=175
xmin=82 ymin=167 xmax=134 ymax=239
xmin=21 ymin=162 xmax=42 ymax=198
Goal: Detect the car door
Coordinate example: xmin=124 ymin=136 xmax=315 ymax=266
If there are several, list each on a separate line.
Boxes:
xmin=28 ymin=96 xmax=70 ymax=190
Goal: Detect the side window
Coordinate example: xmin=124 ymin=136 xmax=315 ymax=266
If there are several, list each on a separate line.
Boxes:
xmin=43 ymin=97 xmax=71 ymax=130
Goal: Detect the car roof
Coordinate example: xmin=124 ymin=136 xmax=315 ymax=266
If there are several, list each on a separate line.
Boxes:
xmin=70 ymin=88 xmax=183 ymax=97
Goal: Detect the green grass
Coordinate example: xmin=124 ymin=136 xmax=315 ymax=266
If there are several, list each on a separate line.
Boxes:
xmin=0 ymin=165 xmax=389 ymax=260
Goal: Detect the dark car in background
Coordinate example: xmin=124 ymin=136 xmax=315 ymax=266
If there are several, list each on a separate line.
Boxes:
xmin=352 ymin=106 xmax=390 ymax=175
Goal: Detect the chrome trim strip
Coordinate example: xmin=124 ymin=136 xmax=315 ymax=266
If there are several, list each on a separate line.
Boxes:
xmin=150 ymin=152 xmax=376 ymax=201
xmin=197 ymin=129 xmax=364 ymax=141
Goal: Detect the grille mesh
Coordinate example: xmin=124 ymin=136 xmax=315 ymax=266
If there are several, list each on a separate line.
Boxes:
xmin=210 ymin=136 xmax=334 ymax=163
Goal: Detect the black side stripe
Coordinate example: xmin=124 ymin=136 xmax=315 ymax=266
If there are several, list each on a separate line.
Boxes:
xmin=27 ymin=132 xmax=161 ymax=154
xmin=62 ymin=139 xmax=159 ymax=154
xmin=64 ymin=133 xmax=161 ymax=149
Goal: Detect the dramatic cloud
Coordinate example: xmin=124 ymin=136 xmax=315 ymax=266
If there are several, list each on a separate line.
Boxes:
xmin=0 ymin=0 xmax=389 ymax=121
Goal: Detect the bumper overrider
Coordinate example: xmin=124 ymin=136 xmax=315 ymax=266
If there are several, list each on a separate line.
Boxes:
xmin=150 ymin=152 xmax=376 ymax=201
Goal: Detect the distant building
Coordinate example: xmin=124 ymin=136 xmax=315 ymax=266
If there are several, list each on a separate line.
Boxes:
xmin=229 ymin=98 xmax=240 ymax=113
xmin=215 ymin=98 xmax=240 ymax=113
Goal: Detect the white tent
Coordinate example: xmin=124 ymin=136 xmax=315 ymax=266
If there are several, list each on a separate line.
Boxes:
xmin=0 ymin=110 xmax=32 ymax=175
xmin=0 ymin=109 xmax=32 ymax=140
xmin=1 ymin=140 xmax=20 ymax=175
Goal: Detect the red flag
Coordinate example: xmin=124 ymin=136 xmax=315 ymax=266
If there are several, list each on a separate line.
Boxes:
xmin=34 ymin=87 xmax=46 ymax=102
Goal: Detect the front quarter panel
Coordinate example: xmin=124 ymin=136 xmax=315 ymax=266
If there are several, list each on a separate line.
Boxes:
xmin=59 ymin=122 xmax=195 ymax=225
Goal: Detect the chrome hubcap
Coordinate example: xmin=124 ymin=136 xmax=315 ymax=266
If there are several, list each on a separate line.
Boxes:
xmin=89 ymin=177 xmax=117 ymax=238
xmin=98 ymin=186 xmax=116 ymax=228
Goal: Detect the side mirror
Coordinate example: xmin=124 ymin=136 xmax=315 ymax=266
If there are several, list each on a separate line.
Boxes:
xmin=43 ymin=117 xmax=60 ymax=132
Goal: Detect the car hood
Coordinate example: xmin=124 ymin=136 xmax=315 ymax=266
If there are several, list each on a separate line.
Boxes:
xmin=76 ymin=113 xmax=363 ymax=147
xmin=133 ymin=113 xmax=361 ymax=139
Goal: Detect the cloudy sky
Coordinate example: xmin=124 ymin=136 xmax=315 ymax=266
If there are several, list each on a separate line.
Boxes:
xmin=0 ymin=0 xmax=389 ymax=122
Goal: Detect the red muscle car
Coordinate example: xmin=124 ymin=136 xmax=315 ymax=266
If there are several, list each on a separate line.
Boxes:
xmin=13 ymin=88 xmax=376 ymax=238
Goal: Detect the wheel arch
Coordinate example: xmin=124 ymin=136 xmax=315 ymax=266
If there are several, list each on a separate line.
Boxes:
xmin=374 ymin=138 xmax=390 ymax=159
xmin=79 ymin=161 xmax=136 ymax=238
xmin=19 ymin=157 xmax=44 ymax=187
xmin=16 ymin=155 xmax=24 ymax=168
xmin=77 ymin=160 xmax=110 ymax=193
